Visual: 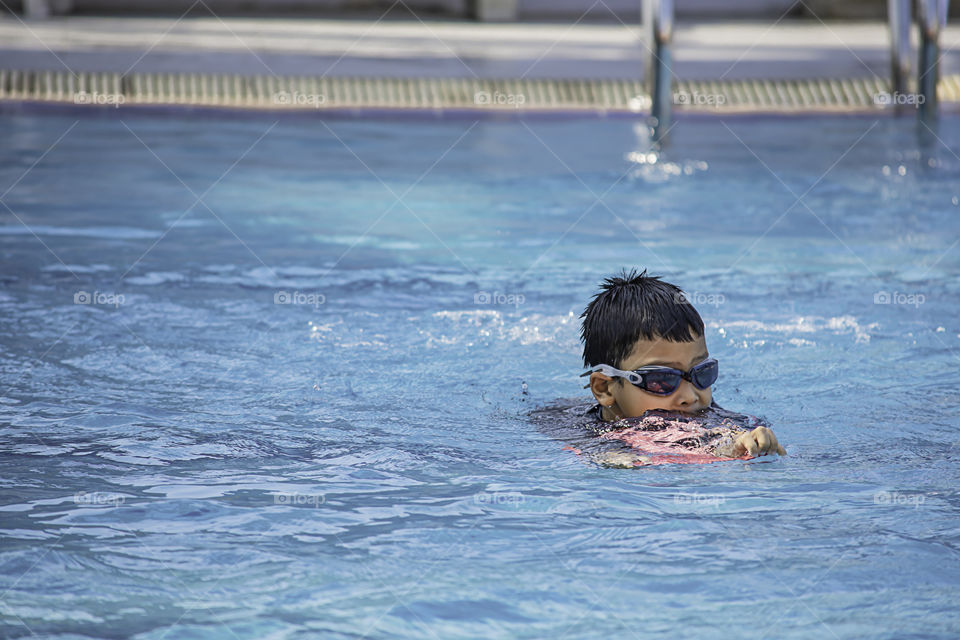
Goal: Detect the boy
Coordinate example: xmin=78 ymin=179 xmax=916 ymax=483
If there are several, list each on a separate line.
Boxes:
xmin=580 ymin=269 xmax=785 ymax=461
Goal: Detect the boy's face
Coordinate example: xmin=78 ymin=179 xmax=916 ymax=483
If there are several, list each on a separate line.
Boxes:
xmin=589 ymin=333 xmax=712 ymax=419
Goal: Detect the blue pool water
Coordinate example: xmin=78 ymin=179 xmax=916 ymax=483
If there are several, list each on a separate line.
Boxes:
xmin=1 ymin=110 xmax=959 ymax=639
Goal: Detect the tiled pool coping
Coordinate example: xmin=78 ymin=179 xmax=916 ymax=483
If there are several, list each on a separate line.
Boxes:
xmin=2 ymin=69 xmax=958 ymax=116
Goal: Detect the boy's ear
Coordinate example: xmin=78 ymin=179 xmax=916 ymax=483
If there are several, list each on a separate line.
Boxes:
xmin=589 ymin=373 xmax=618 ymax=406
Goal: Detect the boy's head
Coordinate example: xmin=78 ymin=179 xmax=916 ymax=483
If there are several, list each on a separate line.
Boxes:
xmin=580 ymin=269 xmax=713 ymax=420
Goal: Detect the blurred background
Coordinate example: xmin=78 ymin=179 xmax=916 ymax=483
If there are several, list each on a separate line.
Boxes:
xmin=7 ymin=0 xmax=960 ymax=19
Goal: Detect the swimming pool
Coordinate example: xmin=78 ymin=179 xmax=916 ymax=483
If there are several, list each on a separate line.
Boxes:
xmin=1 ymin=109 xmax=959 ymax=639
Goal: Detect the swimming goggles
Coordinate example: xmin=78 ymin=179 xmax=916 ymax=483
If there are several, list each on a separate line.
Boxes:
xmin=580 ymin=358 xmax=718 ymax=396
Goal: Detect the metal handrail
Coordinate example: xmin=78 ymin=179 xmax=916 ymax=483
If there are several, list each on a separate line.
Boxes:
xmin=889 ymin=0 xmax=951 ymax=124
xmin=917 ymin=0 xmax=950 ymax=124
xmin=888 ymin=0 xmax=912 ymax=96
xmin=644 ymin=0 xmax=674 ymax=145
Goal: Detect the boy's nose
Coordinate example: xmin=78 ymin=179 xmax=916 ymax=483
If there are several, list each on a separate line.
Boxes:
xmin=673 ymin=379 xmax=701 ymax=409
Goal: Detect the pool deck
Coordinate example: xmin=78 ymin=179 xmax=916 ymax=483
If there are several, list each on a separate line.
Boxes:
xmin=1 ymin=15 xmax=958 ymax=82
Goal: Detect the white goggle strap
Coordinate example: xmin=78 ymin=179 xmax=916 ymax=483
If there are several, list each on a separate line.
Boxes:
xmin=579 ymin=364 xmax=643 ymax=389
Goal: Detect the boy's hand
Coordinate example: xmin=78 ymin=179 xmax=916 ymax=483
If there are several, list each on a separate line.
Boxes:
xmin=733 ymin=427 xmax=786 ymax=457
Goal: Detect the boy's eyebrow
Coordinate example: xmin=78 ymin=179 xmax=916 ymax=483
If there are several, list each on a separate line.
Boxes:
xmin=638 ymin=352 xmax=709 ymax=369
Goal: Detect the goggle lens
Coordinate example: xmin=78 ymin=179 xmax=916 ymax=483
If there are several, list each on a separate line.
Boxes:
xmin=690 ymin=359 xmax=719 ymax=390
xmin=639 ymin=358 xmax=719 ymax=396
xmin=641 ymin=370 xmax=682 ymax=395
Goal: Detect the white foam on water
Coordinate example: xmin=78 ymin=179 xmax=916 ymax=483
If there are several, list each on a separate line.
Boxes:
xmin=432 ymin=309 xmax=502 ymax=322
xmin=0 ymin=225 xmax=161 ymax=239
xmin=710 ymin=315 xmax=878 ymax=344
xmin=319 ymin=234 xmax=423 ymax=251
xmin=424 ymin=310 xmax=580 ymax=349
xmin=42 ymin=263 xmax=113 ymax=273
xmin=125 ymin=271 xmax=186 ymax=285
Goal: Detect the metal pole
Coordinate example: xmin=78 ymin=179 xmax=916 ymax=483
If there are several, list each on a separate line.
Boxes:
xmin=888 ymin=0 xmax=912 ymax=97
xmin=643 ymin=0 xmax=654 ymax=92
xmin=916 ymin=0 xmax=949 ymax=125
xmin=647 ymin=0 xmax=674 ymax=146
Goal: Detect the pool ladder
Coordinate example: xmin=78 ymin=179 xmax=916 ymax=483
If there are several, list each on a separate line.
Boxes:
xmin=645 ymin=0 xmax=952 ymax=139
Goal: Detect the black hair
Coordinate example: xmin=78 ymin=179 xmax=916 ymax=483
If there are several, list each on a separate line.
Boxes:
xmin=580 ymin=268 xmax=705 ymax=369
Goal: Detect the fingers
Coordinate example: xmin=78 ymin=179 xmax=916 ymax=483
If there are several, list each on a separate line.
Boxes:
xmin=765 ymin=430 xmax=786 ymax=456
xmin=755 ymin=427 xmax=771 ymax=453
xmin=734 ymin=432 xmax=759 ymax=457
xmin=751 ymin=427 xmax=787 ymax=457
xmin=736 ymin=434 xmax=750 ymax=456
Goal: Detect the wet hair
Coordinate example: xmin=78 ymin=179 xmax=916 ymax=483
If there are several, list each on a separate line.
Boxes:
xmin=580 ymin=268 xmax=705 ymax=369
